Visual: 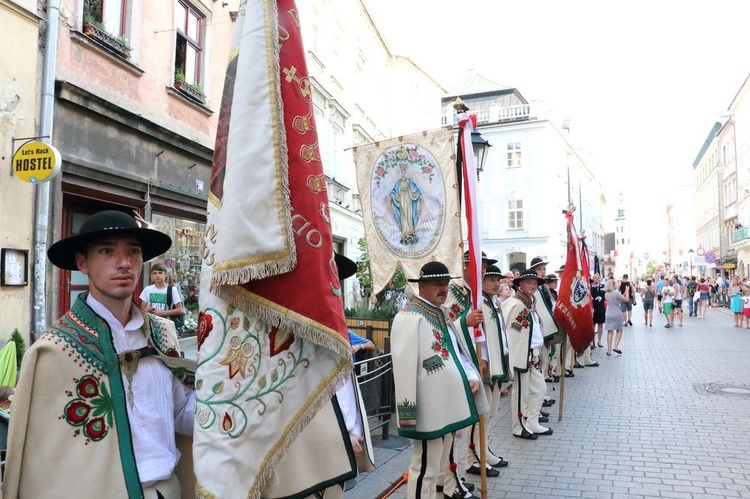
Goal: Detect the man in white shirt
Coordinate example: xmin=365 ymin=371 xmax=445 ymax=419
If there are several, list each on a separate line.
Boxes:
xmin=4 ymin=210 xmax=195 ymax=499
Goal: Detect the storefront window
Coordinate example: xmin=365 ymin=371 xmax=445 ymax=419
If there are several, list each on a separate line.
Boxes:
xmin=150 ymin=214 xmax=205 ymax=332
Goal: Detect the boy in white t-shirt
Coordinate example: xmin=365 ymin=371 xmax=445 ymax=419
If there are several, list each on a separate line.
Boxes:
xmin=139 ymin=262 xmax=183 ymax=320
xmin=661 ymin=281 xmax=675 ymax=329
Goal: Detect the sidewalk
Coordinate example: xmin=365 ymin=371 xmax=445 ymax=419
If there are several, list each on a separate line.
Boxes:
xmin=348 ymin=305 xmax=750 ymax=498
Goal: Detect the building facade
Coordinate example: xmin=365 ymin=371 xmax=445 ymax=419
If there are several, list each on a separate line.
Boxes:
xmin=726 ymin=75 xmax=750 ymax=278
xmin=0 ymin=0 xmax=41 ymax=342
xmin=440 ymin=75 xmax=606 ymax=273
xmin=692 ymin=122 xmax=723 ymax=278
xmin=299 ymin=0 xmax=445 ymax=307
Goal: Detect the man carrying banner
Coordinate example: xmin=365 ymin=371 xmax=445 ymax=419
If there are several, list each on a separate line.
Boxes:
xmin=463 ymin=264 xmax=511 ymax=477
xmin=501 ymin=270 xmax=552 ymax=438
xmin=392 ymin=261 xmax=483 ymax=499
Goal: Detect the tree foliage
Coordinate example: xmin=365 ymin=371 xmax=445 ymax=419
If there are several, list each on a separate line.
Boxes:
xmin=344 ymin=237 xmax=406 ymax=319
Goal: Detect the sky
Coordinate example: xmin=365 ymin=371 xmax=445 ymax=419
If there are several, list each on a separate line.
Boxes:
xmin=365 ymin=0 xmax=750 ymax=255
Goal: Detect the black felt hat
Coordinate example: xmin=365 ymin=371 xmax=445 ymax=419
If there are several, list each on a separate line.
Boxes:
xmin=485 ymin=264 xmax=503 ymax=277
xmin=407 ymin=261 xmax=460 ymax=283
xmin=528 ymin=257 xmax=548 ymax=270
xmin=462 ymin=250 xmax=498 ymax=265
xmin=48 ymin=210 xmax=172 ymax=271
xmin=334 ymin=253 xmax=357 ymax=280
xmin=513 ymin=271 xmax=546 ymax=287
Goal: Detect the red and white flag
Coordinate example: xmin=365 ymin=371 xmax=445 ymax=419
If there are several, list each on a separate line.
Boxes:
xmin=194 ymin=1 xmax=352 ymax=497
xmin=458 ymin=113 xmax=483 ymax=340
xmin=554 ymin=209 xmax=595 ymax=354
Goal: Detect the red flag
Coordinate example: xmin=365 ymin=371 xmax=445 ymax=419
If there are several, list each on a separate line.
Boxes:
xmin=554 ymin=209 xmax=595 ymax=353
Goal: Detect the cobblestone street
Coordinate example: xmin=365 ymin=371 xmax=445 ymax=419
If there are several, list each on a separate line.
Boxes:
xmin=351 ymin=305 xmax=750 ymax=498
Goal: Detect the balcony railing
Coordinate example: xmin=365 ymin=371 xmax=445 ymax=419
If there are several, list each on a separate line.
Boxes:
xmin=442 ymin=104 xmax=531 ymax=126
xmin=733 ymin=226 xmax=750 ymax=244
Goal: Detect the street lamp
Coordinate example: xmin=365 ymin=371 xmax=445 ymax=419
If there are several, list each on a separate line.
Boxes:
xmin=471 ymin=128 xmax=491 ymax=178
xmin=453 ymin=97 xmax=492 ymax=180
xmin=688 ymin=248 xmax=694 ymax=277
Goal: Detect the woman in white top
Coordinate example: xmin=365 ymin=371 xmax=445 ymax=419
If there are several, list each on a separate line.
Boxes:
xmin=672 ymin=276 xmax=684 ymax=327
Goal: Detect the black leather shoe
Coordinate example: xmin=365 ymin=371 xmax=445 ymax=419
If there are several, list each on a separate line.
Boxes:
xmin=574 ymin=361 xmax=584 ymax=368
xmin=534 ymin=428 xmax=554 ymax=436
xmin=545 ymin=376 xmax=553 ymax=383
xmin=538 ymin=415 xmax=549 ymax=423
xmin=466 ymin=464 xmax=500 ymax=477
xmin=492 ymin=459 xmax=509 ymax=468
xmin=552 ymin=375 xmax=560 ymax=382
xmin=564 ymin=370 xmax=575 ymax=378
xmin=540 ymin=411 xmax=549 ymax=417
xmin=542 ymin=399 xmax=555 ymax=407
xmin=513 ymin=429 xmax=537 ymax=440
xmin=585 ymin=361 xmax=600 ymax=367
xmin=444 ymin=490 xmax=479 ymax=499
xmin=460 ymin=478 xmax=475 ymax=492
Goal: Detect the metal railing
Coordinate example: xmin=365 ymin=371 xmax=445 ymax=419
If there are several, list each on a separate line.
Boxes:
xmin=354 ymin=337 xmax=394 ymax=439
xmin=733 ymin=226 xmax=750 ymax=244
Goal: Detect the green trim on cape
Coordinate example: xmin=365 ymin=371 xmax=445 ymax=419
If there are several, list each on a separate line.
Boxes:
xmin=68 ymin=295 xmax=144 ymax=498
xmin=397 ymin=299 xmax=479 ymax=440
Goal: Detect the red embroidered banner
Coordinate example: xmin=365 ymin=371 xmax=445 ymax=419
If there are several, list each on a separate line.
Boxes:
xmin=554 ymin=209 xmax=595 ymax=354
xmin=195 ymin=1 xmax=351 ymax=497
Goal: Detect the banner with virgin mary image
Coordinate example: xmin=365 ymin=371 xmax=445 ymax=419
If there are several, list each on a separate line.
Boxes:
xmin=353 ymin=127 xmax=462 ymax=294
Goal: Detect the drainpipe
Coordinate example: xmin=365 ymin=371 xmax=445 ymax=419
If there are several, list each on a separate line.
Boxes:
xmin=31 ymin=0 xmax=61 ymax=342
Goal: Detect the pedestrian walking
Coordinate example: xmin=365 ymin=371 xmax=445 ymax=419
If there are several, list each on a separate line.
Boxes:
xmin=604 ymin=278 xmax=629 ymax=355
xmin=696 ymin=278 xmax=710 ymax=318
xmin=641 ymin=278 xmax=656 ymax=327
xmin=672 ymin=276 xmax=684 ymax=327
xmin=687 ymin=276 xmax=698 ymax=317
xmin=591 ymin=273 xmax=606 ymax=344
xmin=619 ymin=274 xmax=635 ymax=326
xmin=730 ymin=278 xmax=743 ymax=327
xmin=662 ymin=280 xmax=675 ymax=328
xmin=743 ymin=288 xmax=750 ymax=329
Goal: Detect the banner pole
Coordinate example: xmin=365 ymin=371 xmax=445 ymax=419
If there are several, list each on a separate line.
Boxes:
xmin=558 ymin=332 xmax=567 ymax=422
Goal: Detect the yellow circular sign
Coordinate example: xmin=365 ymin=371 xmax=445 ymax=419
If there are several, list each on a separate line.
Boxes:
xmin=12 ymin=141 xmax=62 ymax=183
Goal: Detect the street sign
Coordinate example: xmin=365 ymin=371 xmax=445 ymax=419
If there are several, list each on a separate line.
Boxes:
xmin=704 ymin=252 xmax=717 ymax=263
xmin=12 ymin=141 xmax=62 ymax=183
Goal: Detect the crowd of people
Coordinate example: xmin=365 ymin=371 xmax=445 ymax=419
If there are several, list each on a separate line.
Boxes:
xmin=389 ymin=256 xmax=750 ymax=499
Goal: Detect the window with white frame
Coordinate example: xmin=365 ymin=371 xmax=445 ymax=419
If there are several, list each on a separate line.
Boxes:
xmin=507 ymin=199 xmax=523 ymax=229
xmin=174 ymin=1 xmax=204 ymax=86
xmin=83 ymin=0 xmax=131 ymax=54
xmin=507 ymin=142 xmax=522 ymax=167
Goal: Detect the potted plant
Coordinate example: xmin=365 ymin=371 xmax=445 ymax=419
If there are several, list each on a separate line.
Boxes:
xmin=82 ymin=12 xmax=131 ymax=58
xmin=174 ymin=68 xmax=206 ymax=104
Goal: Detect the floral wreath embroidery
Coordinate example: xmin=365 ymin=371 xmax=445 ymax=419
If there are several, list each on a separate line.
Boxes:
xmin=431 ymin=328 xmax=450 ymax=360
xmin=511 ymin=308 xmax=531 ymax=331
xmin=60 ymin=375 xmax=113 ymax=444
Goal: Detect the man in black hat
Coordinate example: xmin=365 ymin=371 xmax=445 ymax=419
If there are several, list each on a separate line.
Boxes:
xmin=501 ymin=270 xmax=553 ymax=438
xmin=4 ymin=210 xmax=195 ymax=498
xmin=527 ymin=257 xmax=561 ymax=384
xmin=391 ymin=261 xmax=484 ymax=499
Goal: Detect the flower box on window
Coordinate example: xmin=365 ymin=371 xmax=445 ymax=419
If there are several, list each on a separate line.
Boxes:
xmin=83 ymin=22 xmax=131 ymax=59
xmin=174 ymin=80 xmax=206 ymax=105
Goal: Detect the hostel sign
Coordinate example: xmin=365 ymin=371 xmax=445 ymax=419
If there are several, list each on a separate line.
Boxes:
xmin=12 ymin=141 xmax=62 ymax=183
